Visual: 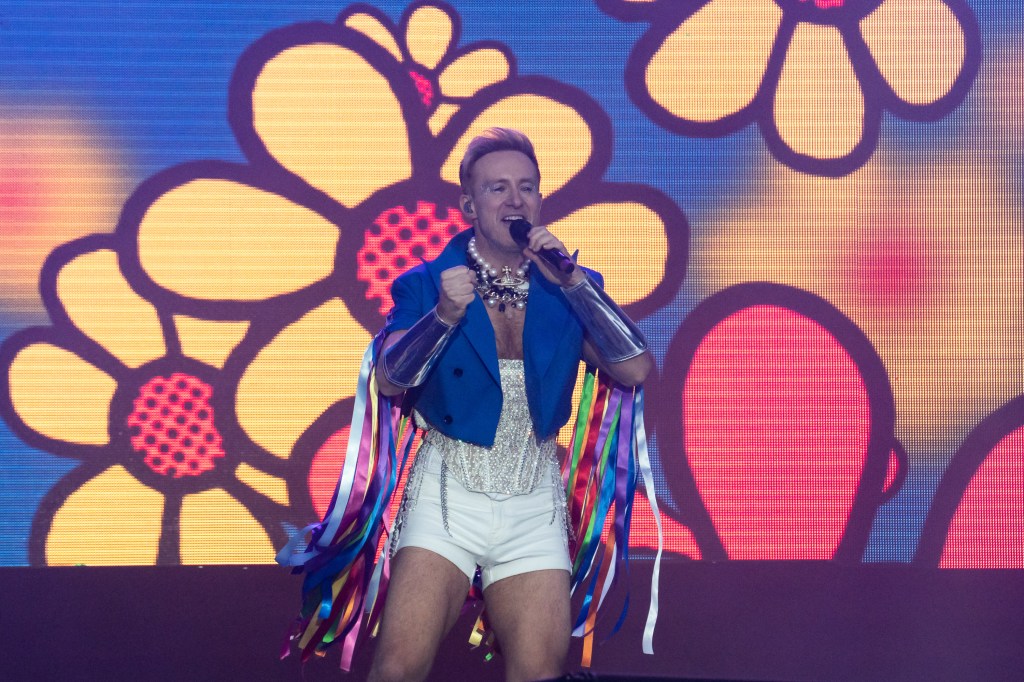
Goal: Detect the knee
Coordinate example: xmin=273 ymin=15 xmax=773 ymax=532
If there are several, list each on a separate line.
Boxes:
xmin=505 ymin=650 xmax=567 ymax=682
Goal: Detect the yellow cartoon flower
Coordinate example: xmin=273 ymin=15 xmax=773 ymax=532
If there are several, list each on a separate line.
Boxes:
xmin=64 ymin=3 xmax=686 ymax=554
xmin=340 ymin=2 xmax=512 ymax=135
xmin=1 ymin=237 xmax=294 ymax=565
xmin=127 ymin=1 xmax=684 ymax=329
xmin=601 ymin=0 xmax=980 ymax=175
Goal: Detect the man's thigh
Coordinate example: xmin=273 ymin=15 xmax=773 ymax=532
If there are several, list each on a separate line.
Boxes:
xmin=483 ymin=569 xmax=571 ymax=680
xmin=371 ymin=547 xmax=471 ymax=677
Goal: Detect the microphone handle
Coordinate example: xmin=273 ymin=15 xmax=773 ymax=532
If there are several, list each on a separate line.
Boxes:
xmin=536 ymin=246 xmax=576 ymax=275
xmin=508 ymin=218 xmax=575 ymax=274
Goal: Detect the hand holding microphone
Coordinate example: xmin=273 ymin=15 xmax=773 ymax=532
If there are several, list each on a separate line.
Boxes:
xmin=508 ymin=219 xmax=576 ymax=277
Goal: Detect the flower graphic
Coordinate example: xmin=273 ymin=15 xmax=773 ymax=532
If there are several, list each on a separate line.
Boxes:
xmin=599 ymin=0 xmax=981 ymax=176
xmin=654 ymin=283 xmax=905 ymax=561
xmin=0 ymin=235 xmax=294 ymax=565
xmin=912 ymin=41 xmax=1024 ymax=569
xmin=658 ymin=39 xmax=1022 ymax=562
xmin=916 ymin=394 xmax=1024 ymax=569
xmin=3 ymin=1 xmax=690 ymax=566
xmin=340 ymin=2 xmax=514 ymax=135
xmin=691 ymin=153 xmax=1024 ymax=449
xmin=120 ymin=0 xmax=686 ymax=331
xmin=114 ymin=0 xmax=687 ymax=520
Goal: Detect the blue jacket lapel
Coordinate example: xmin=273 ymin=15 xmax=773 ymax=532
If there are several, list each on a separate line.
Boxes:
xmin=426 ymin=230 xmax=500 ymax=386
xmin=524 ymin=269 xmax=571 ymax=381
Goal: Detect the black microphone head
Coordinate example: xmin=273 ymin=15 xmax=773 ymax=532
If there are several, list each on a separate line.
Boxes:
xmin=509 ymin=218 xmax=532 ymax=247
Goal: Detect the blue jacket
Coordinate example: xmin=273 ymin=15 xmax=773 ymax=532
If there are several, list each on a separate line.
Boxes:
xmin=384 ymin=229 xmax=601 ymax=447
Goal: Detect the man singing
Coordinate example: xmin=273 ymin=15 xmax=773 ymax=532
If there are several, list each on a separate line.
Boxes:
xmin=367 ymin=127 xmax=653 ymax=682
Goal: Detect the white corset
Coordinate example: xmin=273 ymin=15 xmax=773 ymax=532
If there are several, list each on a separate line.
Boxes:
xmin=421 ymin=358 xmax=558 ymax=494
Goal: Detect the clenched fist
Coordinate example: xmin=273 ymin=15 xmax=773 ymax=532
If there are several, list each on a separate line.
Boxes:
xmin=436 ymin=265 xmax=477 ymax=324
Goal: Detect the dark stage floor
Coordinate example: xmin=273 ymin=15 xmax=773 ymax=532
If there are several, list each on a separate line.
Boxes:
xmin=3 ymin=561 xmax=1023 ymax=681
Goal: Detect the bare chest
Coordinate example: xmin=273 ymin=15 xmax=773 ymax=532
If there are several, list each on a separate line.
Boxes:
xmin=485 ymin=305 xmax=525 ymax=360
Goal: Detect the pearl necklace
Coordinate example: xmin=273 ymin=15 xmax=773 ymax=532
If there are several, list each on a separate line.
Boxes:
xmin=467 ymin=237 xmax=529 ymax=312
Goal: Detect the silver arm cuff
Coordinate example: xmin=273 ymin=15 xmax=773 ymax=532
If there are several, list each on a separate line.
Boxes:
xmin=381 ymin=307 xmax=458 ymax=389
xmin=561 ymin=274 xmax=648 ymax=363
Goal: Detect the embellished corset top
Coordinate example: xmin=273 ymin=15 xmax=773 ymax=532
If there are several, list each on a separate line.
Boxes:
xmin=421 ymin=358 xmax=558 ymax=494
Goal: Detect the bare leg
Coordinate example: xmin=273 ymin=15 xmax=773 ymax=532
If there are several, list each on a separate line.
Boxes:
xmin=483 ymin=569 xmax=571 ymax=682
xmin=368 ymin=547 xmax=471 ymax=682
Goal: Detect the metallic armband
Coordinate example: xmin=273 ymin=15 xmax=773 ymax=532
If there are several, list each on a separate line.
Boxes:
xmin=381 ymin=307 xmax=458 ymax=389
xmin=561 ymin=274 xmax=647 ymax=363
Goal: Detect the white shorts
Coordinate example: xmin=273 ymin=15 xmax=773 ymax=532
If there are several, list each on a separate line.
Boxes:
xmin=393 ymin=460 xmax=571 ymax=590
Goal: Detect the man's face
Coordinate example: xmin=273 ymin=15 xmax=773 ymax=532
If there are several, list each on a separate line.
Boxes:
xmin=461 ymin=150 xmax=542 ymax=258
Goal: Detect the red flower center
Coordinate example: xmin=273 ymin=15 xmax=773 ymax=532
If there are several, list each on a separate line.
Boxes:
xmin=358 ymin=201 xmax=470 ymax=314
xmin=127 ymin=372 xmax=225 ymax=479
xmin=409 ymin=69 xmax=434 ymax=107
xmin=801 ymin=0 xmax=845 ymax=8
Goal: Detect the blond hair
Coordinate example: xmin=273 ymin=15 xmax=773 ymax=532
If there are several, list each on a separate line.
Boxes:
xmin=458 ymin=127 xmax=539 ymax=190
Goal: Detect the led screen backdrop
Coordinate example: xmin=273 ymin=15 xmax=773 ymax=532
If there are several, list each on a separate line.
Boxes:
xmin=0 ymin=0 xmax=1020 ymax=571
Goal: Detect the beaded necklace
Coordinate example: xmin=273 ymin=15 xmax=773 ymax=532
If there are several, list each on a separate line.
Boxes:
xmin=467 ymin=237 xmax=529 ymax=313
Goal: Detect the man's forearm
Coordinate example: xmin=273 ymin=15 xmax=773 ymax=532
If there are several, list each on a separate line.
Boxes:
xmin=562 ymin=274 xmax=647 ymax=363
xmin=379 ymin=306 xmax=458 ymax=390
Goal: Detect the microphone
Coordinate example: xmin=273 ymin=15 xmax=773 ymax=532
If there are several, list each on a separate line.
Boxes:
xmin=509 ymin=219 xmax=575 ymax=275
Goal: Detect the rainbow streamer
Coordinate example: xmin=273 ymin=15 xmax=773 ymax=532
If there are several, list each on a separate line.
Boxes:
xmin=275 ymin=335 xmax=416 ymax=670
xmin=563 ymin=368 xmax=661 ymax=667
xmin=276 ymin=347 xmax=660 ymax=670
